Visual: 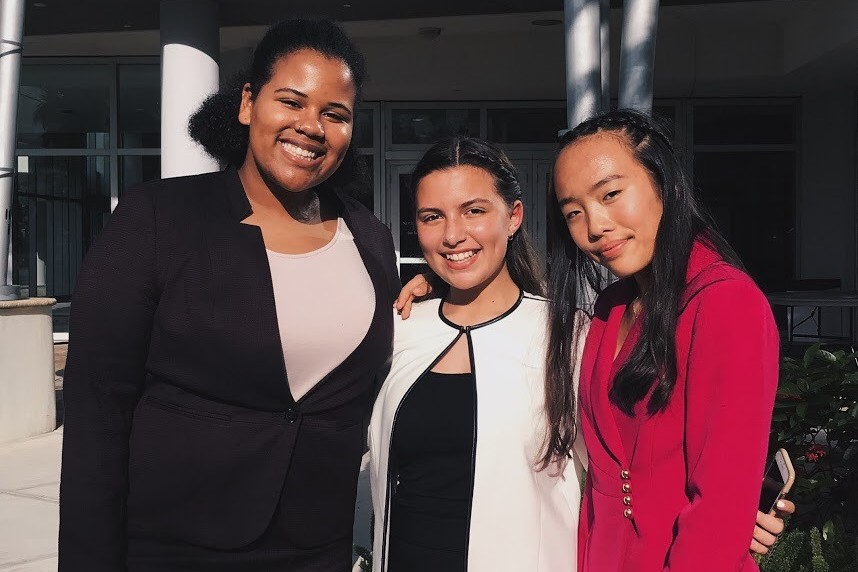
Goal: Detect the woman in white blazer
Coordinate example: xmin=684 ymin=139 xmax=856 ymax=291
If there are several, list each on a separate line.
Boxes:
xmin=368 ymin=136 xmax=588 ymax=572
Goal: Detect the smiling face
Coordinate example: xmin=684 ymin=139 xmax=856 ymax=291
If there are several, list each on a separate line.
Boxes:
xmin=415 ymin=165 xmax=523 ymax=295
xmin=238 ymin=49 xmax=356 ymax=193
xmin=553 ymin=132 xmax=664 ymax=279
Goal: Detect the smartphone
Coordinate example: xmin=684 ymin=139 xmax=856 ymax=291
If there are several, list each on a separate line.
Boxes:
xmin=758 ymin=448 xmax=795 ymax=514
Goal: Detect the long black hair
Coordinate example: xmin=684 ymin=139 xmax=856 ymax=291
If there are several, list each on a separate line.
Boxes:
xmin=187 ymin=18 xmax=370 ymax=198
xmin=410 ymin=136 xmax=545 ymax=297
xmin=544 ymin=110 xmax=744 ymax=458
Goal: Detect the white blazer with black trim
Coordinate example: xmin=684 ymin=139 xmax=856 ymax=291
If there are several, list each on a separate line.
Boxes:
xmin=368 ymin=293 xmax=588 ymax=571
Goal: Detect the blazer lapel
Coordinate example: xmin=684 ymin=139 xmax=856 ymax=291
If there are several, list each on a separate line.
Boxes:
xmin=204 ymin=169 xmax=293 ymax=405
xmin=581 ymin=286 xmax=632 ymax=470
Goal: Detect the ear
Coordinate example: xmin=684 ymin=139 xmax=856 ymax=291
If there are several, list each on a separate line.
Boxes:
xmin=238 ymin=83 xmax=254 ymax=126
xmin=508 ymin=199 xmax=524 ymax=236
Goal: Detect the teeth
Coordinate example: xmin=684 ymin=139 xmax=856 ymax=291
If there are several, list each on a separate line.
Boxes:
xmin=281 ymin=142 xmax=319 ymax=160
xmin=445 ymin=251 xmax=476 ymax=262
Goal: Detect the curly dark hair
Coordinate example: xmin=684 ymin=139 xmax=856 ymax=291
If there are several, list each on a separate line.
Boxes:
xmin=187 ymin=18 xmax=370 ymax=198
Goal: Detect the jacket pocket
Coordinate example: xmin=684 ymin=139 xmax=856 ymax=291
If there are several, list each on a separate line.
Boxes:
xmin=126 ymin=395 xmax=295 ymax=549
xmin=142 ymin=395 xmax=231 ymax=423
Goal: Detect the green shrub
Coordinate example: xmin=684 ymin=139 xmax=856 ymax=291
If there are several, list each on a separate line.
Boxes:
xmin=762 ymin=344 xmax=858 ymax=571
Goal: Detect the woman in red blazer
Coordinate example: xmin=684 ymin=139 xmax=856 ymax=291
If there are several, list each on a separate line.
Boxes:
xmin=546 ymin=110 xmax=780 ymax=571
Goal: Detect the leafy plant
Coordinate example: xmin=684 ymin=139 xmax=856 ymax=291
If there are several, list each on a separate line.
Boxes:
xmin=762 ymin=345 xmax=858 ymax=570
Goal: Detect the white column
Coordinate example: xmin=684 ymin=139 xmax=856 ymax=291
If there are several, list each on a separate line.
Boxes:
xmin=160 ymin=0 xmax=220 ymax=178
xmin=618 ymin=0 xmax=659 ymax=113
xmin=563 ymin=0 xmax=603 ymax=130
xmin=0 ymin=0 xmax=25 ymax=298
xmin=600 ymin=0 xmax=611 ymax=112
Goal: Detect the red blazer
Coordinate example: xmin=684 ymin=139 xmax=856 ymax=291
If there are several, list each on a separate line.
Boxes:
xmin=577 ymin=241 xmax=779 ymax=572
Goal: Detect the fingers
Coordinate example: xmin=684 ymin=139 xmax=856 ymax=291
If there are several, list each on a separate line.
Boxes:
xmin=775 ymin=499 xmax=795 ymax=517
xmin=752 ymin=517 xmax=781 ymax=550
xmin=400 ymin=297 xmax=413 ymax=319
xmin=750 ymin=539 xmax=770 ymax=555
xmin=756 ymin=510 xmax=786 ymax=535
xmin=394 ymin=274 xmax=434 ymax=320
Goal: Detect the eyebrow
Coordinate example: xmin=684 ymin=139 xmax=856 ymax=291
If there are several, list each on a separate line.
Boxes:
xmin=557 ymin=174 xmax=625 ymax=207
xmin=272 ymin=87 xmax=353 ymax=115
xmin=591 ymin=174 xmax=624 ymax=191
xmin=415 ymin=198 xmax=492 ymax=216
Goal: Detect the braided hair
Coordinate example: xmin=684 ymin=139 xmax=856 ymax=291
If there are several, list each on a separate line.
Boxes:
xmin=409 ymin=136 xmax=545 ymax=298
xmin=542 ymin=110 xmax=744 ymax=469
xmin=187 ymin=18 xmax=370 ymax=199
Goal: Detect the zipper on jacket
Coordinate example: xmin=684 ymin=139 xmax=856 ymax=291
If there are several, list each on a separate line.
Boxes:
xmin=462 ymin=327 xmax=478 ymax=571
xmin=380 ymin=331 xmax=465 ymax=571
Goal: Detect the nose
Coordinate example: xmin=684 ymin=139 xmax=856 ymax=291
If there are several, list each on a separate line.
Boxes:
xmin=295 ymin=110 xmax=325 ymax=140
xmin=587 ymin=206 xmax=614 ymax=241
xmin=443 ymin=216 xmax=466 ymax=247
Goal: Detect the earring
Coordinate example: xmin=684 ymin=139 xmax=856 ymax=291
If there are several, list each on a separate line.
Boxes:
xmin=508 ymin=234 xmax=514 ymax=241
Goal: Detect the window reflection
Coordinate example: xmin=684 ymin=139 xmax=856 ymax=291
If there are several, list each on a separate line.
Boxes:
xmin=391 ymin=109 xmax=479 ymax=145
xmin=119 ymin=65 xmax=161 ymax=148
xmin=17 ymin=65 xmax=111 ymax=149
xmin=13 ymin=156 xmax=111 ymax=299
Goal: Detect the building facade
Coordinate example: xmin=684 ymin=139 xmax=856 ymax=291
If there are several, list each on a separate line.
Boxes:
xmin=7 ymin=0 xmax=858 ymax=336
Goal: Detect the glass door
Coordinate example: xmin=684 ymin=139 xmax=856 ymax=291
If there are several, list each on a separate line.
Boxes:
xmin=387 ymin=162 xmax=428 ymax=283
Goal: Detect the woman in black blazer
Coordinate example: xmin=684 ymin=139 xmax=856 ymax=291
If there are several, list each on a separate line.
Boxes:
xmin=58 ymin=20 xmax=400 ymax=571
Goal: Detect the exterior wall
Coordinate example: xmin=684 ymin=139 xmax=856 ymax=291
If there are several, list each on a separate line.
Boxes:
xmin=12 ymin=1 xmax=858 ymax=337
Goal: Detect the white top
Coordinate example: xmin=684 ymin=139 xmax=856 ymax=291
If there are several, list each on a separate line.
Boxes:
xmin=266 ymin=218 xmax=375 ymax=401
xmin=368 ymin=295 xmax=589 ymax=571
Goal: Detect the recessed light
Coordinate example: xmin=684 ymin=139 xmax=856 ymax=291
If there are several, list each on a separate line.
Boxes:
xmin=532 ymin=19 xmax=562 ymax=26
xmin=343 ymin=3 xmax=351 ymax=7
xmin=418 ymin=27 xmax=442 ymax=40
xmin=123 ymin=24 xmax=132 ymax=28
xmin=33 ymin=2 xmax=47 ymax=7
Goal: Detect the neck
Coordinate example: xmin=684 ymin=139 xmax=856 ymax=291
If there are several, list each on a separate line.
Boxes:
xmin=238 ymin=159 xmax=324 ymax=224
xmin=632 ymin=266 xmax=651 ymax=296
xmin=444 ymin=265 xmax=521 ymax=327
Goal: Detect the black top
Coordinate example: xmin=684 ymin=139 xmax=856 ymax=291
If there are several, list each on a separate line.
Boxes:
xmin=389 ymin=370 xmax=476 ymax=566
xmin=58 ymin=169 xmax=400 ymax=571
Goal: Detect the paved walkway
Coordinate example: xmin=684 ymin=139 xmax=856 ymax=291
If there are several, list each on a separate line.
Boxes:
xmin=0 ymin=429 xmax=62 ymax=571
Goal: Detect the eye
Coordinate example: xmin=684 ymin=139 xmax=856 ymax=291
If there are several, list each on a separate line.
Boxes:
xmin=565 ymin=209 xmax=581 ymax=221
xmin=420 ymin=213 xmax=441 ymax=223
xmin=279 ymin=99 xmax=301 ymax=109
xmin=603 ymin=190 xmax=621 ymax=201
xmin=323 ymin=111 xmax=349 ymax=123
xmin=465 ymin=207 xmax=486 ymax=216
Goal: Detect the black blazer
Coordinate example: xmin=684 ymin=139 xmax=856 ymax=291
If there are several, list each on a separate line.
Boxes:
xmin=58 ymin=169 xmax=400 ymax=570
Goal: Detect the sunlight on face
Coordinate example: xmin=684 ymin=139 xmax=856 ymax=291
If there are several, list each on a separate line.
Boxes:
xmin=415 ymin=165 xmax=523 ymax=294
xmin=238 ymin=49 xmax=356 ymax=193
xmin=553 ymin=133 xmax=663 ymax=279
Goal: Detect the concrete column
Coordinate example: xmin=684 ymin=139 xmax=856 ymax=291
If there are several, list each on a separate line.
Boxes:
xmin=618 ymin=0 xmax=659 ymax=113
xmin=160 ymin=0 xmax=220 ymax=178
xmin=0 ymin=0 xmax=25 ymax=299
xmin=0 ymin=298 xmax=56 ymax=444
xmin=600 ymin=0 xmax=611 ymax=112
xmin=563 ymin=0 xmax=603 ymax=129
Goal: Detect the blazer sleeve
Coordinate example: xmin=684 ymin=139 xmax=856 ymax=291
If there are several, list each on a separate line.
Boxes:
xmin=663 ymin=279 xmax=779 ymax=571
xmin=58 ymin=187 xmax=160 ymax=571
